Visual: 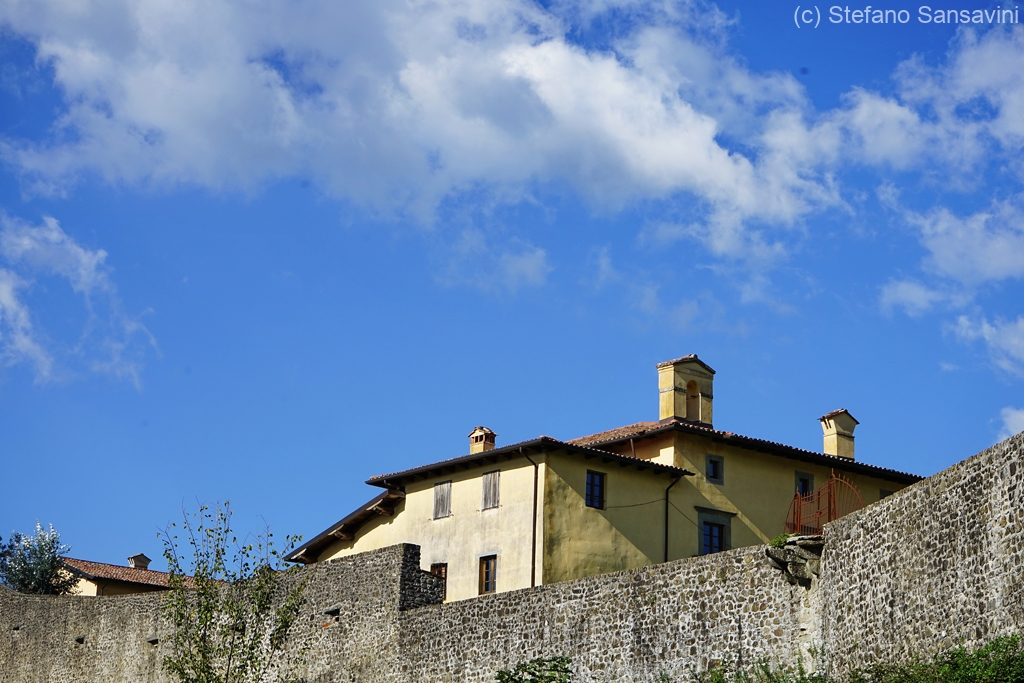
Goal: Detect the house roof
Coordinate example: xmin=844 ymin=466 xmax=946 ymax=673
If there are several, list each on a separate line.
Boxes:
xmin=655 ymin=354 xmax=716 ymax=374
xmin=569 ymin=418 xmax=922 ymax=484
xmin=285 ymin=436 xmax=694 ymax=564
xmin=63 ymin=557 xmax=187 ymax=589
xmin=820 ymin=408 xmax=859 ymax=423
xmin=366 ymin=435 xmax=693 ymax=488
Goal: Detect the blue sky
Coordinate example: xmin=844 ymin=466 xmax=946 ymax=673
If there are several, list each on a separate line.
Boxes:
xmin=1 ymin=0 xmax=1023 ymax=569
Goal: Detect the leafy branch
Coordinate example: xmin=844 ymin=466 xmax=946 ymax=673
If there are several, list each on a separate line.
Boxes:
xmin=160 ymin=501 xmax=307 ymax=683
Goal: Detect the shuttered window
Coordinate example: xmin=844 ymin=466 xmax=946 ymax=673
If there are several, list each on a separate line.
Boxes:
xmin=433 ymin=480 xmax=452 ymax=519
xmin=482 ymin=470 xmax=500 ymax=510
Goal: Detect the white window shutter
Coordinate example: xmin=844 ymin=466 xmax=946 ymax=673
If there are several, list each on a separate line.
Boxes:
xmin=482 ymin=471 xmax=500 ymax=509
xmin=433 ymin=481 xmax=451 ymax=519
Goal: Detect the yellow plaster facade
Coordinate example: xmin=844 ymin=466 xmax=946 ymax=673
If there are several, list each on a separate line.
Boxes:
xmin=71 ymin=577 xmax=166 ymax=597
xmin=290 ymin=354 xmax=921 ymax=602
xmin=318 ymin=458 xmax=545 ymax=601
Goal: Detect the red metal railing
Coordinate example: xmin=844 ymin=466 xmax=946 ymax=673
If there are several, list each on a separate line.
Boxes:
xmin=785 ymin=470 xmax=864 ymax=535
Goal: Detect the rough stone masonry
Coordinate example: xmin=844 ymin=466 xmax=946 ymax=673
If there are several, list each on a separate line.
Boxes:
xmin=2 ymin=431 xmax=1022 ymax=682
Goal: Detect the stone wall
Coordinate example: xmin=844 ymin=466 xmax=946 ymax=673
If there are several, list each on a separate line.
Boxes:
xmin=818 ymin=431 xmax=1024 ymax=673
xmin=2 ymin=543 xmax=804 ymax=682
xmin=3 ymin=432 xmax=1024 ymax=682
xmin=0 ymin=544 xmax=442 ymax=683
xmin=390 ymin=546 xmax=804 ymax=683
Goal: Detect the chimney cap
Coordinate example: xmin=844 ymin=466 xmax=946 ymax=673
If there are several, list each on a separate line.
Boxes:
xmin=655 ymin=354 xmax=716 ymax=375
xmin=819 ymin=408 xmax=859 ymax=425
xmin=468 ymin=426 xmax=497 ymax=453
xmin=128 ymin=553 xmax=152 ymax=570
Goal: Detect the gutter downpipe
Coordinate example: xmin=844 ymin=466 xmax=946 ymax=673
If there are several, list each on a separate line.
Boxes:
xmin=664 ymin=475 xmax=682 ymax=563
xmin=522 ymin=447 xmax=539 ymax=588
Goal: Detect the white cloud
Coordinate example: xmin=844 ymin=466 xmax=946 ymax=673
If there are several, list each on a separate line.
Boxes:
xmin=497 ymin=244 xmax=551 ymax=291
xmin=0 ymin=0 xmax=845 ymax=262
xmin=908 ymin=201 xmax=1024 ymax=287
xmin=0 ymin=216 xmax=111 ymax=296
xmin=586 ymin=246 xmax=621 ymax=289
xmin=434 ymin=228 xmax=551 ymax=293
xmin=879 ymin=279 xmax=945 ymax=317
xmin=0 ymin=267 xmax=52 ymax=377
xmin=3 ymin=1 xmax=1024 ymax=309
xmin=999 ymin=406 xmax=1024 ymax=440
xmin=0 ymin=215 xmax=155 ymax=386
xmin=835 ymin=27 xmax=1024 ymax=180
xmin=954 ymin=315 xmax=1024 ymax=378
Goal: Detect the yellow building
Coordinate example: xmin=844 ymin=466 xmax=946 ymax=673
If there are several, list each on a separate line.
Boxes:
xmin=65 ymin=554 xmax=174 ymax=596
xmin=287 ymin=355 xmax=920 ymax=602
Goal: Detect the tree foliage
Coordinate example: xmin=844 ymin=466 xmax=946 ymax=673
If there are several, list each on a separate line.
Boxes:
xmin=0 ymin=522 xmax=77 ymax=595
xmin=160 ymin=502 xmax=307 ymax=683
xmin=496 ymin=656 xmax=573 ymax=683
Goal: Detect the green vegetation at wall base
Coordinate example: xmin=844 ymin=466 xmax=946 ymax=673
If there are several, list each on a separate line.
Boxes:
xmin=689 ymin=635 xmax=1024 ymax=683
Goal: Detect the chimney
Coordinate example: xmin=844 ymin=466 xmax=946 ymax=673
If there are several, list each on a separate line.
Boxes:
xmin=128 ymin=553 xmax=152 ymax=570
xmin=820 ymin=409 xmax=858 ymax=459
xmin=468 ymin=426 xmax=497 ymax=454
xmin=656 ymin=354 xmax=715 ymax=425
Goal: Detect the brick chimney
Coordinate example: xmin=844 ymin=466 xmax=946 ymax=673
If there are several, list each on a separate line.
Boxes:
xmin=128 ymin=553 xmax=151 ymax=570
xmin=468 ymin=426 xmax=496 ymax=454
xmin=656 ymin=354 xmax=715 ymax=425
xmin=820 ymin=409 xmax=858 ymax=459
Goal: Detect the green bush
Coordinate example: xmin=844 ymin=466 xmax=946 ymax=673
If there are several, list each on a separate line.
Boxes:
xmin=689 ymin=635 xmax=1024 ymax=683
xmin=496 ymin=656 xmax=573 ymax=682
xmin=0 ymin=522 xmax=77 ymax=595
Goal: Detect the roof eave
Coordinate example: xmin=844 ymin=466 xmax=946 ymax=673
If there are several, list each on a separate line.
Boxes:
xmin=582 ymin=420 xmax=922 ymax=485
xmin=365 ymin=437 xmax=693 ymax=488
xmin=287 ymin=438 xmax=694 ymax=563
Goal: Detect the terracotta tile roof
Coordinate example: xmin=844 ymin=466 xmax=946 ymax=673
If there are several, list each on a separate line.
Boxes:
xmin=63 ymin=558 xmax=190 ymax=589
xmin=819 ymin=408 xmax=858 ymax=422
xmin=568 ymin=421 xmax=662 ymax=447
xmin=569 ymin=418 xmax=922 ymax=484
xmin=366 ymin=435 xmax=690 ymax=486
xmin=655 ymin=354 xmax=716 ymax=374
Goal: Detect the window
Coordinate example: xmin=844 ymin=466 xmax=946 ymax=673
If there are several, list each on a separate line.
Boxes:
xmin=696 ymin=507 xmax=733 ymax=555
xmin=482 ymin=470 xmax=500 ymax=510
xmin=705 ymin=454 xmax=724 ymax=485
xmin=686 ymin=380 xmax=700 ymax=421
xmin=430 ymin=563 xmax=448 ymax=601
xmin=795 ymin=472 xmax=814 ymax=497
xmin=585 ymin=471 xmax=606 ymax=509
xmin=703 ymin=522 xmax=726 ymax=554
xmin=479 ymin=555 xmax=497 ymax=594
xmin=433 ymin=480 xmax=452 ymax=519
xmin=880 ymin=489 xmax=894 ymax=499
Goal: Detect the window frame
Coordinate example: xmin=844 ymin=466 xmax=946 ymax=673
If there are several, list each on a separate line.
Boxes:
xmin=695 ymin=507 xmax=734 ymax=555
xmin=479 ymin=555 xmax=497 ymax=595
xmin=481 ymin=470 xmax=500 ymax=510
xmin=705 ymin=454 xmax=725 ymax=485
xmin=429 ymin=563 xmax=448 ymax=601
xmin=585 ymin=470 xmax=606 ymax=510
xmin=702 ymin=521 xmax=726 ymax=554
xmin=433 ymin=480 xmax=452 ymax=519
xmin=795 ymin=471 xmax=815 ymax=497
